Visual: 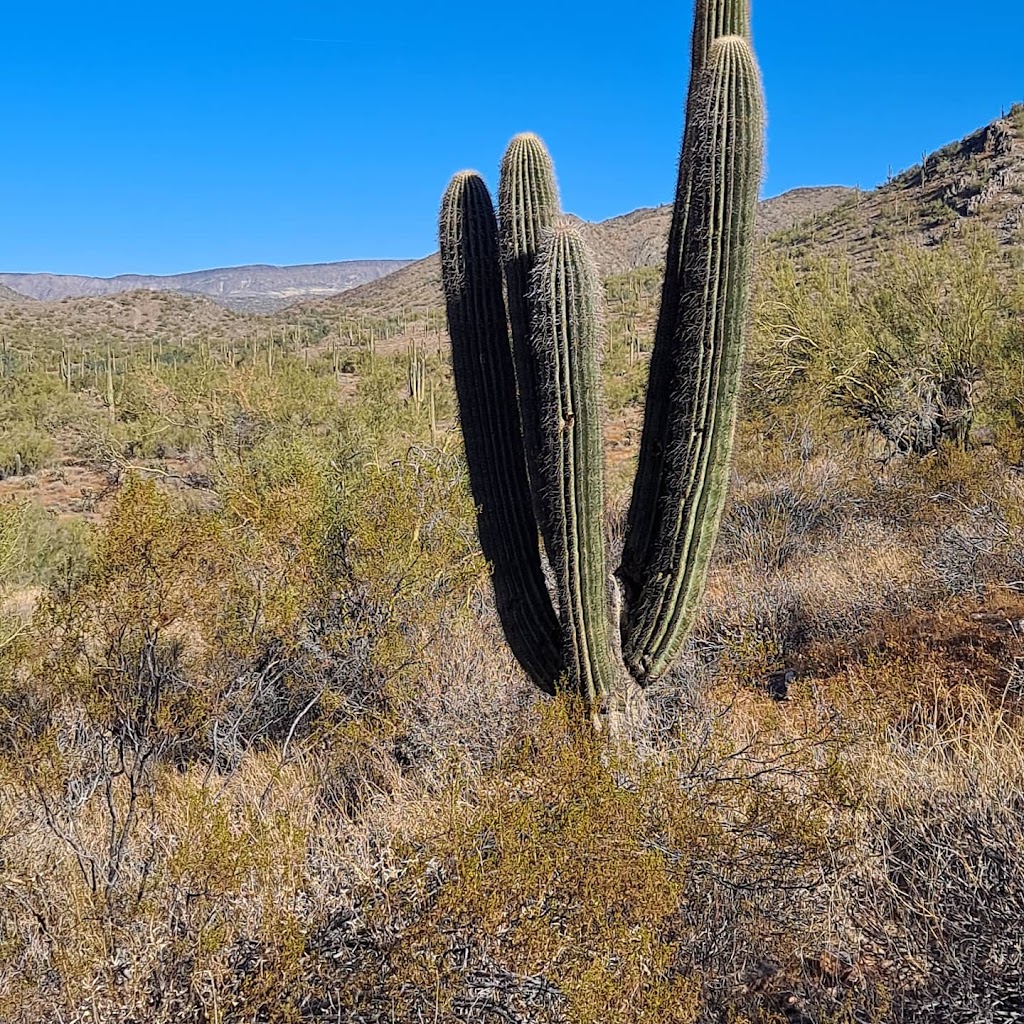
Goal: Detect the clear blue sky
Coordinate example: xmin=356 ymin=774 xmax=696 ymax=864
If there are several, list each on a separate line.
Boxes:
xmin=3 ymin=1 xmax=1022 ymax=277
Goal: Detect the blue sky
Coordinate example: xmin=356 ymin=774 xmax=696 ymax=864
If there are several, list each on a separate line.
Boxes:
xmin=3 ymin=1 xmax=1022 ymax=277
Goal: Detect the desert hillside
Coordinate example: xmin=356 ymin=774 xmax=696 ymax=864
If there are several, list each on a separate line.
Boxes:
xmin=1 ymin=104 xmax=1023 ymax=1024
xmin=298 ymin=185 xmax=858 ymax=318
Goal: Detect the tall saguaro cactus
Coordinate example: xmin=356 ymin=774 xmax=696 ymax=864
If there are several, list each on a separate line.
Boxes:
xmin=498 ymin=134 xmax=561 ymax=562
xmin=439 ymin=173 xmax=563 ymax=691
xmin=531 ymin=223 xmax=617 ymax=706
xmin=439 ymin=0 xmax=765 ymax=712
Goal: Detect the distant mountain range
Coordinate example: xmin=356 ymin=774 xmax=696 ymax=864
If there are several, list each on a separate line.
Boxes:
xmin=0 ymin=260 xmax=413 ymax=313
xmin=0 ymin=187 xmax=857 ymax=317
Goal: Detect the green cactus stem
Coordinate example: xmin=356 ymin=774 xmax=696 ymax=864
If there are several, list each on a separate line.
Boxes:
xmin=106 ymin=345 xmax=116 ymax=424
xmin=439 ymin=170 xmax=563 ymax=692
xmin=690 ymin=0 xmax=751 ymax=90
xmin=498 ymin=133 xmax=561 ymax=559
xmin=439 ymin=0 xmax=765 ymax=712
xmin=621 ymin=35 xmax=765 ymax=683
xmin=620 ymin=0 xmax=752 ymax=597
xmin=406 ymin=341 xmax=426 ymax=404
xmin=530 ymin=220 xmax=616 ymax=706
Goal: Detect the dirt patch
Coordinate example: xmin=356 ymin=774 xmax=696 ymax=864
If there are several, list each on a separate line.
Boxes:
xmin=0 ymin=463 xmax=115 ymax=523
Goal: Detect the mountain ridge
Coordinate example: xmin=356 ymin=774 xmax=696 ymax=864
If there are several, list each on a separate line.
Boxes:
xmin=316 ymin=105 xmax=1024 ymax=320
xmin=0 ymin=259 xmax=414 ymax=313
xmin=2 ymin=106 xmax=1021 ymax=334
xmin=304 ymin=185 xmax=859 ymax=318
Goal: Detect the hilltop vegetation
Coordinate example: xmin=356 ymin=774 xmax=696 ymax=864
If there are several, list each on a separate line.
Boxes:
xmin=1 ymin=109 xmax=1024 ymax=1022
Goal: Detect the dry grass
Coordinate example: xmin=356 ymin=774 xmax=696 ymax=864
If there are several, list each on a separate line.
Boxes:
xmin=3 ymin=429 xmax=1024 ymax=1022
xmin=3 ymin=117 xmax=1024 ymax=1019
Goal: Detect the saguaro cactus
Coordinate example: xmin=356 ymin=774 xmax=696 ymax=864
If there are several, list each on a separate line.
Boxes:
xmin=439 ymin=0 xmax=765 ymax=711
xmin=498 ymin=134 xmax=561 ymax=561
xmin=439 ymin=172 xmax=563 ymax=691
xmin=622 ymin=32 xmax=764 ymax=682
xmin=531 ymin=222 xmax=617 ymax=706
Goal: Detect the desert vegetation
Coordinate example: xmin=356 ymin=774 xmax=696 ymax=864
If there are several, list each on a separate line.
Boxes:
xmin=3 ymin=5 xmax=1024 ymax=1024
xmin=2 ymin=206 xmax=1024 ymax=1024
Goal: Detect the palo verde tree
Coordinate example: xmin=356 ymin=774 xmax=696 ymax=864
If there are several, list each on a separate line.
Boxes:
xmin=439 ymin=0 xmax=765 ymax=725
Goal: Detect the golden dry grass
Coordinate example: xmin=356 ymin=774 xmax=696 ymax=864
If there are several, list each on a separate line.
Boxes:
xmin=2 ymin=428 xmax=1024 ymax=1022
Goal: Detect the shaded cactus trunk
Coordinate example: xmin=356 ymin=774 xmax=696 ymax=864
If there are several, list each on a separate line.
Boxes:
xmin=620 ymin=0 xmax=753 ymax=605
xmin=498 ymin=134 xmax=561 ymax=561
xmin=439 ymin=0 xmax=765 ymax=710
xmin=439 ymin=172 xmax=563 ymax=692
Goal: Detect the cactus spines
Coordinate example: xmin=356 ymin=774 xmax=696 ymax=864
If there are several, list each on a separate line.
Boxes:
xmin=439 ymin=171 xmax=563 ymax=692
xmin=439 ymin=0 xmax=765 ymax=712
xmin=622 ymin=35 xmax=765 ymax=682
xmin=531 ymin=221 xmax=616 ymax=707
xmin=690 ymin=0 xmax=751 ymax=84
xmin=620 ymin=0 xmax=752 ymax=594
xmin=498 ymin=133 xmax=561 ymax=557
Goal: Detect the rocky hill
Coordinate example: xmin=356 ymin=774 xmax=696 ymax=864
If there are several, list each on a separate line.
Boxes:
xmin=770 ymin=105 xmax=1024 ymax=264
xmin=310 ymin=105 xmax=1024 ymax=322
xmin=306 ymin=186 xmax=858 ymax=319
xmin=0 ymin=259 xmax=412 ymax=313
xmin=0 ymin=289 xmax=250 ymax=348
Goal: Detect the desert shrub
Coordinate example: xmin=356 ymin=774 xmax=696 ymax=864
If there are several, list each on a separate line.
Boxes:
xmin=11 ymin=432 xmax=487 ymax=784
xmin=0 ymin=504 xmax=30 ymax=663
xmin=986 ymin=281 xmax=1024 ymax=443
xmin=1 ymin=366 xmax=90 ymax=429
xmin=3 ymin=460 xmax=1024 ymax=1022
xmin=752 ymin=227 xmax=1019 ymax=455
xmin=843 ymin=231 xmax=1008 ymax=452
xmin=314 ymin=695 xmax=866 ymax=1024
xmin=0 ymin=425 xmax=57 ymax=477
xmin=1009 ymin=102 xmax=1024 ymax=134
xmin=751 ymin=252 xmax=867 ymax=408
xmin=341 ymin=356 xmax=441 ymax=454
xmin=342 ymin=447 xmax=483 ymax=674
xmin=35 ymin=479 xmax=236 ymax=758
xmin=0 ymin=440 xmax=507 ymax=1022
xmin=0 ymin=498 xmax=92 ymax=589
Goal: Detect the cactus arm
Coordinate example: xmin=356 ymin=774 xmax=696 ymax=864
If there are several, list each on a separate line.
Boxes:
xmin=531 ymin=221 xmax=616 ymax=705
xmin=439 ymin=171 xmax=563 ymax=692
xmin=622 ymin=35 xmax=765 ymax=683
xmin=498 ymin=134 xmax=561 ymax=561
xmin=690 ymin=0 xmax=752 ymax=90
xmin=620 ymin=0 xmax=752 ymax=599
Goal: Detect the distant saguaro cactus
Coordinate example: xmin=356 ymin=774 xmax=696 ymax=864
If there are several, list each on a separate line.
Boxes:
xmin=439 ymin=0 xmax=765 ymax=721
